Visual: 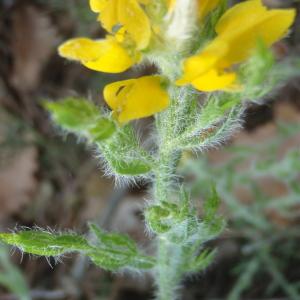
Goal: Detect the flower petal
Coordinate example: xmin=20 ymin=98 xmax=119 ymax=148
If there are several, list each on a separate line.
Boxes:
xmin=104 ymin=76 xmax=170 ymax=122
xmin=96 ymin=1 xmax=119 ymax=32
xmin=191 ymin=69 xmax=237 ymax=92
xmin=215 ymin=0 xmax=296 ymax=64
xmin=118 ymin=0 xmax=151 ymax=50
xmin=58 ymin=37 xmax=136 ymax=73
xmin=176 ymin=40 xmax=228 ymax=85
xmin=89 ymin=0 xmax=107 ymax=12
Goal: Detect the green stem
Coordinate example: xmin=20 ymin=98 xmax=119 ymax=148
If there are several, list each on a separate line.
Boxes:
xmin=152 ymin=114 xmax=185 ymax=300
xmin=155 ymin=238 xmax=184 ymax=300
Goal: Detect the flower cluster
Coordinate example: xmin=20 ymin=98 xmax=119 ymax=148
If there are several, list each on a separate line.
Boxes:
xmin=59 ymin=0 xmax=295 ymax=122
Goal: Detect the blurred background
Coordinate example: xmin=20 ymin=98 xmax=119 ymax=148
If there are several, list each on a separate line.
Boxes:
xmin=0 ymin=0 xmax=299 ymax=299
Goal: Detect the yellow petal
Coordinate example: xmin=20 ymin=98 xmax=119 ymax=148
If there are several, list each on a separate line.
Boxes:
xmin=191 ymin=69 xmax=237 ymax=92
xmin=58 ymin=37 xmax=136 ymax=73
xmin=166 ymin=0 xmax=175 ymax=11
xmin=103 ymin=78 xmax=136 ymax=111
xmin=104 ymin=76 xmax=170 ymax=122
xmin=58 ymin=38 xmax=103 ymax=61
xmin=96 ymin=1 xmax=119 ymax=32
xmin=215 ymin=0 xmax=296 ymax=64
xmin=89 ymin=0 xmax=107 ymax=12
xmin=176 ymin=40 xmax=228 ymax=85
xmin=176 ymin=0 xmax=296 ymax=91
xmin=138 ymin=0 xmax=150 ymax=4
xmin=198 ymin=0 xmax=221 ymax=20
xmin=118 ymin=0 xmax=151 ymax=50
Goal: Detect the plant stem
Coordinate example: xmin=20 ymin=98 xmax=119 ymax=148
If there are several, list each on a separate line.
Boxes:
xmin=153 ymin=114 xmax=185 ymax=300
xmin=155 ymin=238 xmax=184 ymax=300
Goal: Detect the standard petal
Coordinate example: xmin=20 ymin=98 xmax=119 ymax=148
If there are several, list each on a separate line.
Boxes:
xmin=215 ymin=0 xmax=296 ymax=65
xmin=215 ymin=0 xmax=264 ymax=35
xmin=96 ymin=1 xmax=119 ymax=32
xmin=118 ymin=0 xmax=151 ymax=50
xmin=218 ymin=8 xmax=296 ymax=65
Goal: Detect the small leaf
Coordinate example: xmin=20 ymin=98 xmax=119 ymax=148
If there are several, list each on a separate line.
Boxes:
xmin=187 ymin=249 xmax=216 ymax=273
xmin=45 ymin=97 xmax=117 ymax=142
xmin=89 ymin=223 xmax=137 ymax=254
xmin=88 ymin=248 xmax=133 ymax=270
xmin=0 ymin=227 xmax=155 ymax=272
xmin=0 ymin=231 xmax=91 ymax=256
xmin=88 ymin=118 xmax=116 ymax=141
xmin=203 ymin=184 xmax=220 ymax=222
xmin=130 ymin=255 xmax=156 ymax=270
xmin=100 ymin=124 xmax=152 ymax=176
xmin=109 ymin=158 xmax=152 ymax=175
xmin=45 ymin=97 xmax=99 ymax=131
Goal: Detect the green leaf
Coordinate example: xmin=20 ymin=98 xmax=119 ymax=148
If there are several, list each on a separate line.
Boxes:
xmin=100 ymin=125 xmax=152 ymax=176
xmin=0 ymin=227 xmax=155 ymax=272
xmin=88 ymin=248 xmax=133 ymax=270
xmin=45 ymin=97 xmax=116 ymax=141
xmin=203 ymin=185 xmax=220 ymax=222
xmin=89 ymin=223 xmax=137 ymax=254
xmin=0 ymin=231 xmax=91 ymax=256
xmin=187 ymin=249 xmax=216 ymax=273
xmin=88 ymin=118 xmax=116 ymax=142
xmin=45 ymin=97 xmax=100 ymax=130
xmin=203 ymin=185 xmax=225 ymax=236
xmin=108 ymin=158 xmax=152 ymax=175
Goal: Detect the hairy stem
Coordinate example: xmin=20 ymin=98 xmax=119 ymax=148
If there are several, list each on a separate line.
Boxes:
xmin=155 ymin=238 xmax=184 ymax=300
xmin=152 ymin=84 xmax=192 ymax=299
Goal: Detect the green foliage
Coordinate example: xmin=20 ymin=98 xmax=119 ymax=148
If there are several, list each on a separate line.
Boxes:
xmin=99 ymin=124 xmax=153 ymax=177
xmin=45 ymin=98 xmax=152 ymax=177
xmin=180 ymin=121 xmax=300 ymax=299
xmin=45 ymin=97 xmax=116 ymax=141
xmin=38 ymin=3 xmax=300 ymax=300
xmin=239 ymin=40 xmax=300 ymax=100
xmin=0 ymin=246 xmax=30 ymax=300
xmin=0 ymin=231 xmax=90 ymax=256
xmin=146 ymin=187 xmax=224 ymax=273
xmin=0 ymin=225 xmax=155 ymax=272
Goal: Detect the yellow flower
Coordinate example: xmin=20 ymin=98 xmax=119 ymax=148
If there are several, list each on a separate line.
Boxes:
xmin=89 ymin=0 xmax=151 ymax=50
xmin=58 ymin=0 xmax=153 ymax=73
xmin=104 ymin=76 xmax=170 ymax=123
xmin=176 ymin=0 xmax=296 ymax=92
xmin=58 ymin=37 xmax=138 ymax=73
